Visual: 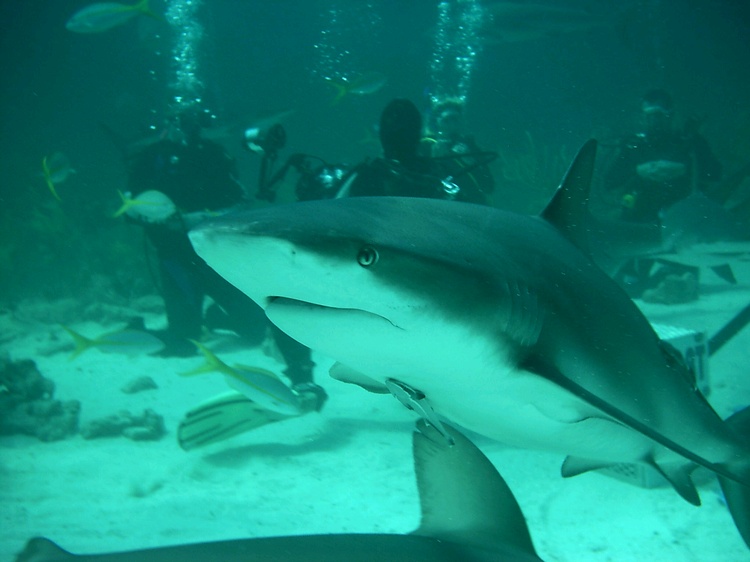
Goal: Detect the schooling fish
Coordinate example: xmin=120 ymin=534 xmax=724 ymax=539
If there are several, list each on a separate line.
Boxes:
xmin=181 ymin=341 xmax=302 ymax=416
xmin=62 ymin=325 xmax=165 ymax=360
xmin=66 ymin=0 xmax=161 ymax=34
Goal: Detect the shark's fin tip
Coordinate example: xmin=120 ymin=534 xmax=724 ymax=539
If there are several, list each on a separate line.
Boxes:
xmin=540 ymin=138 xmax=598 ymax=253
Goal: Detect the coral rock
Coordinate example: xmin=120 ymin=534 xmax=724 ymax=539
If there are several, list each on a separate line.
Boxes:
xmin=81 ymin=409 xmax=165 ymax=441
xmin=0 ymin=355 xmax=79 ymax=441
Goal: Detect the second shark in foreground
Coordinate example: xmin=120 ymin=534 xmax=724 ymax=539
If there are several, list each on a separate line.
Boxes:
xmin=16 ymin=420 xmax=541 ymax=562
xmin=190 ymin=140 xmax=750 ymax=548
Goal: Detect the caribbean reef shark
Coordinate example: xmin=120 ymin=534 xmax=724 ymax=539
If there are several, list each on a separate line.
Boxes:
xmin=15 ymin=420 xmax=541 ymax=562
xmin=189 ymin=140 xmax=750 ymax=548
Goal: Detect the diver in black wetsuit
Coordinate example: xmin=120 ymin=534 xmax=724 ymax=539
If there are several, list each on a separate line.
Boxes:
xmin=421 ymin=97 xmax=496 ymax=204
xmin=127 ymin=109 xmax=261 ymax=356
xmin=602 ymin=89 xmax=723 ymax=300
xmin=127 ymin=108 xmax=326 ymax=409
xmin=604 ymin=89 xmax=722 ymax=225
xmin=342 ymin=98 xmax=493 ymax=203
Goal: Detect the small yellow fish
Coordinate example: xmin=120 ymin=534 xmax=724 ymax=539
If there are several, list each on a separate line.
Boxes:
xmin=325 ymin=71 xmax=387 ymax=104
xmin=66 ymin=0 xmax=162 ymax=34
xmin=41 ymin=153 xmax=75 ymax=201
xmin=62 ymin=325 xmax=165 ymax=360
xmin=42 ymin=156 xmax=61 ymax=201
xmin=112 ymin=190 xmax=176 ymax=221
xmin=182 ymin=341 xmax=302 ymax=416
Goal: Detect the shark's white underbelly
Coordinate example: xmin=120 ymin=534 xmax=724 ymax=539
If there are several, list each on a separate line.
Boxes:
xmin=267 ymin=300 xmax=653 ymax=464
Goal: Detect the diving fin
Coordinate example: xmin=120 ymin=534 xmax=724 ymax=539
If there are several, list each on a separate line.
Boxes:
xmin=178 ymin=390 xmax=297 ymax=450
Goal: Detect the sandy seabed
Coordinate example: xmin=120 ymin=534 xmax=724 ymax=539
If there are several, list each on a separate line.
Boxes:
xmin=2 ymin=262 xmax=750 ymax=562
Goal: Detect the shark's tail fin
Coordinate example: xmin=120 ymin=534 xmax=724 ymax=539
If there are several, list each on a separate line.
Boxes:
xmin=15 ymin=537 xmax=74 ymax=561
xmin=718 ymin=406 xmax=750 ymax=548
xmin=411 ymin=419 xmax=541 ymax=560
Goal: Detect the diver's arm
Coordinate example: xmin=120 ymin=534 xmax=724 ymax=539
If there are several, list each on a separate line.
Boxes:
xmin=602 ymin=141 xmax=637 ymax=192
xmin=692 ymin=135 xmax=722 ymax=183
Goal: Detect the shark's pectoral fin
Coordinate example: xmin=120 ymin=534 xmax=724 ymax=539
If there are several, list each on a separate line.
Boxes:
xmin=329 ymin=362 xmax=389 ymax=393
xmin=412 ymin=420 xmax=540 ymax=559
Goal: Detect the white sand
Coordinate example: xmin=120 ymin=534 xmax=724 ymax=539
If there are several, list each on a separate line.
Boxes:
xmin=2 ymin=263 xmax=750 ymax=562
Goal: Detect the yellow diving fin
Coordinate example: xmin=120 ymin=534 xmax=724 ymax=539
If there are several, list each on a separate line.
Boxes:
xmin=177 ymin=390 xmax=299 ymax=451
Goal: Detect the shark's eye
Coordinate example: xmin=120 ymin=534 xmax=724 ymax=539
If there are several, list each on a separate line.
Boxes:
xmin=357 ymin=246 xmax=379 ymax=267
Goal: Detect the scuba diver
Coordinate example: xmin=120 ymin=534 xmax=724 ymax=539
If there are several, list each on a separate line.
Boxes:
xmin=342 ymin=98 xmax=495 ymax=203
xmin=251 ymin=98 xmax=496 ymax=206
xmin=604 ymin=89 xmax=722 ymax=225
xmin=126 ymin=108 xmax=326 ymax=410
xmin=421 ymin=97 xmax=496 ymax=203
xmin=248 ymin=121 xmax=349 ymax=203
xmin=602 ymin=89 xmax=723 ymax=300
xmin=126 ymin=108 xmax=257 ymax=356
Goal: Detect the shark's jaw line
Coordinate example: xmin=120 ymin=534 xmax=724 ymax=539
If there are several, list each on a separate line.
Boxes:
xmin=266 ymin=296 xmax=403 ymax=330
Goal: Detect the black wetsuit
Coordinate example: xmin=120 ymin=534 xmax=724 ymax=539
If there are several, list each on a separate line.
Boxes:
xmin=421 ymin=134 xmax=495 ymax=204
xmin=346 ymin=155 xmax=443 ymax=198
xmin=127 ymin=138 xmax=268 ymax=354
xmin=604 ymin=130 xmax=722 ymax=224
xmin=602 ymin=129 xmax=722 ymax=297
xmin=128 ymin=139 xmax=316 ymax=385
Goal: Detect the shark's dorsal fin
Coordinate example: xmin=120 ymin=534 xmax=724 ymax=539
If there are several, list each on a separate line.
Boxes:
xmin=540 ymin=139 xmax=597 ymax=253
xmin=411 ymin=419 xmax=539 ymax=558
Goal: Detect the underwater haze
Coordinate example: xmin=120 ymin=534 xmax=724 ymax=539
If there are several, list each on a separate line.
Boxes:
xmin=2 ymin=1 xmax=750 ymax=561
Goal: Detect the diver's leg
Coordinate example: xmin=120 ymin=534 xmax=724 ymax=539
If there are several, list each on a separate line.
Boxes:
xmin=271 ymin=325 xmax=327 ymax=412
xmin=200 ymin=262 xmax=327 ymax=410
xmin=158 ymin=258 xmax=203 ymax=356
xmin=199 ymin=263 xmax=268 ymax=345
xmin=271 ymin=325 xmax=315 ymax=384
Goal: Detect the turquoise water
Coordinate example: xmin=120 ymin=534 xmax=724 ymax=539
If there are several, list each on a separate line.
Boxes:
xmin=1 ymin=1 xmax=750 ymax=560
